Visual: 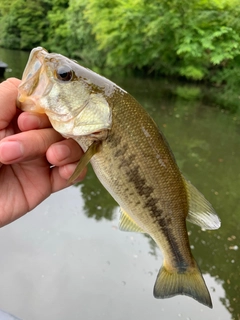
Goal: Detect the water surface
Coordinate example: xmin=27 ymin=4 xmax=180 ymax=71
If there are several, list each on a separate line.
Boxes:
xmin=0 ymin=48 xmax=239 ymax=320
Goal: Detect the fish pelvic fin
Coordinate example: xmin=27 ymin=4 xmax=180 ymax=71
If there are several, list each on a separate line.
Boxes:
xmin=68 ymin=141 xmax=101 ymax=184
xmin=153 ymin=262 xmax=212 ymax=308
xmin=183 ymin=177 xmax=221 ymax=230
xmin=119 ymin=208 xmax=145 ymax=233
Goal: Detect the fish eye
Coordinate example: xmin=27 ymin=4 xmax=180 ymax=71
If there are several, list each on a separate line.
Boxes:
xmin=56 ymin=65 xmax=73 ymax=82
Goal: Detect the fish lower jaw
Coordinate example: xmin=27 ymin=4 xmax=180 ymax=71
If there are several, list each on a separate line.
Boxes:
xmin=17 ymin=96 xmax=46 ymax=113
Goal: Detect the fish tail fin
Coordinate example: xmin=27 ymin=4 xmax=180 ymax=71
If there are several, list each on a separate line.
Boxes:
xmin=153 ymin=261 xmax=212 ymax=308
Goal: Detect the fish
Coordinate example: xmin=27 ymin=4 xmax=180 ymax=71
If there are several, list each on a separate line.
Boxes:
xmin=18 ymin=47 xmax=221 ymax=308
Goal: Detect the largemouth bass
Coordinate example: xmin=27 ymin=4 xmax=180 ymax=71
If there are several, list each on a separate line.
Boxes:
xmin=18 ymin=47 xmax=221 ymax=308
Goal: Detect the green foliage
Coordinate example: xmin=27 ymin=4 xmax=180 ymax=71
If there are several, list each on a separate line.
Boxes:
xmin=0 ymin=14 xmax=21 ymax=49
xmin=175 ymin=86 xmax=202 ymax=101
xmin=84 ymin=0 xmax=240 ymax=81
xmin=63 ymin=0 xmax=106 ymax=67
xmin=0 ymin=0 xmax=240 ymax=111
xmin=0 ymin=0 xmax=50 ymax=49
xmin=42 ymin=0 xmax=74 ymax=56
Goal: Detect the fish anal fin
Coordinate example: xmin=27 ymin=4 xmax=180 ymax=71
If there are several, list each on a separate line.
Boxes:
xmin=68 ymin=141 xmax=101 ymax=184
xmin=183 ymin=177 xmax=221 ymax=230
xmin=154 ymin=262 xmax=212 ymax=308
xmin=119 ymin=208 xmax=145 ymax=233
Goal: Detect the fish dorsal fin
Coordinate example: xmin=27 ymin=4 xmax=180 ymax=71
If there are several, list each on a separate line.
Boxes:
xmin=68 ymin=141 xmax=101 ymax=184
xmin=119 ymin=208 xmax=145 ymax=233
xmin=183 ymin=177 xmax=221 ymax=230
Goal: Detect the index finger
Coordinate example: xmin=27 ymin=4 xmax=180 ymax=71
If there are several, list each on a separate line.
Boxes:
xmin=0 ymin=78 xmax=21 ymax=130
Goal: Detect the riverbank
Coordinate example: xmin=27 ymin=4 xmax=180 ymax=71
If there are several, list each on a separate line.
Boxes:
xmin=1 ymin=46 xmax=240 ymax=115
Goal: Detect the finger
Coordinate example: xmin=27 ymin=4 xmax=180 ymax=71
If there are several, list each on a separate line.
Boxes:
xmin=0 ymin=78 xmax=21 ymax=130
xmin=0 ymin=128 xmax=63 ymax=164
xmin=46 ymin=138 xmax=84 ymax=166
xmin=51 ymin=163 xmax=87 ymax=193
xmin=59 ymin=162 xmax=87 ymax=181
xmin=18 ymin=112 xmax=51 ymax=131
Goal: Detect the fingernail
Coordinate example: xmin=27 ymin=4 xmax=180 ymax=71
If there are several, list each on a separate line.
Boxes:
xmin=0 ymin=141 xmax=24 ymax=162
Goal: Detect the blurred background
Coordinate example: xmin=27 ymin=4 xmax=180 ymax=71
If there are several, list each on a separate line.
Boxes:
xmin=0 ymin=1 xmax=240 ymax=319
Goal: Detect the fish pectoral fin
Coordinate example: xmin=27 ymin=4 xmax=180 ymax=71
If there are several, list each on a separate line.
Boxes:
xmin=154 ymin=261 xmax=212 ymax=308
xmin=183 ymin=177 xmax=221 ymax=230
xmin=68 ymin=141 xmax=101 ymax=184
xmin=119 ymin=208 xmax=145 ymax=233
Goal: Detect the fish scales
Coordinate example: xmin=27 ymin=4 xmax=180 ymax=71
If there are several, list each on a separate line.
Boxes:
xmin=89 ymin=90 xmax=191 ymax=268
xmin=18 ymin=47 xmax=221 ymax=308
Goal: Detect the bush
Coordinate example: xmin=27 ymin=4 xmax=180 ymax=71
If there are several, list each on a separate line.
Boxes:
xmin=1 ymin=0 xmax=240 ymax=111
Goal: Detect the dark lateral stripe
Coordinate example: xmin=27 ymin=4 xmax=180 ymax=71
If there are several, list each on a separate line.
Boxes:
xmin=126 ymin=163 xmax=187 ymax=268
xmin=107 ymin=133 xmax=188 ymax=269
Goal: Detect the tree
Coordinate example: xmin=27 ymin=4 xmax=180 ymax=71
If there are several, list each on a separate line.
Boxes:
xmin=0 ymin=0 xmax=50 ymax=49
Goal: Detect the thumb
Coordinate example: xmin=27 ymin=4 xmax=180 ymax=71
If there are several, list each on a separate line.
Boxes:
xmin=0 ymin=78 xmax=21 ymax=130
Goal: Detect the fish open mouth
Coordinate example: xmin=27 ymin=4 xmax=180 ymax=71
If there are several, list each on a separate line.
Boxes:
xmin=18 ymin=47 xmax=51 ymax=112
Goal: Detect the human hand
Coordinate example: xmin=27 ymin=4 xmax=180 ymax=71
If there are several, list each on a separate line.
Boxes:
xmin=0 ymin=78 xmax=86 ymax=227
